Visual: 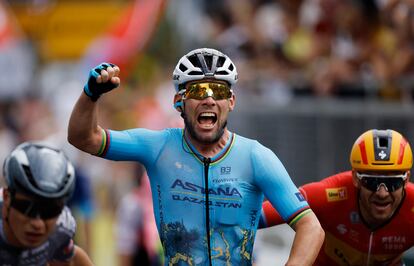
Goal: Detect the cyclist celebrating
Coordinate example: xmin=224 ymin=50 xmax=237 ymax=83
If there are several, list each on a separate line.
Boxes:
xmin=260 ymin=129 xmax=414 ymax=265
xmin=68 ymin=48 xmax=324 ymax=265
xmin=1 ymin=142 xmax=94 ymax=265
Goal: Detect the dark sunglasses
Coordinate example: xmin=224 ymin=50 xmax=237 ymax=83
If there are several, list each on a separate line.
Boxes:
xmin=356 ymin=172 xmax=408 ymax=192
xmin=10 ymin=198 xmax=64 ymax=219
xmin=182 ymin=81 xmax=232 ymax=100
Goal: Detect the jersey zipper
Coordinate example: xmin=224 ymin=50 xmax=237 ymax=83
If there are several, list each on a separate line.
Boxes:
xmin=366 ymin=232 xmax=374 ymax=266
xmin=203 ymin=157 xmax=212 ymax=266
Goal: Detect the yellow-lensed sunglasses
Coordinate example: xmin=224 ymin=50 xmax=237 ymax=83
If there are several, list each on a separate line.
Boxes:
xmin=181 ymin=82 xmax=233 ymax=100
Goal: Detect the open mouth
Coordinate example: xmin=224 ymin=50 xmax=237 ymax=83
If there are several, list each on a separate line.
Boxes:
xmin=198 ymin=112 xmax=217 ymax=128
xmin=25 ymin=232 xmax=43 ymax=243
xmin=371 ymin=201 xmax=391 ymax=211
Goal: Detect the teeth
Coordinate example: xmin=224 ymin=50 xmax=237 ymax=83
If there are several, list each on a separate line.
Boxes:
xmin=199 ymin=112 xmax=215 ymax=117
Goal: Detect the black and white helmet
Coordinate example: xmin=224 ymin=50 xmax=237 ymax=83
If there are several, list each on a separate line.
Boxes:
xmin=2 ymin=142 xmax=75 ymax=201
xmin=172 ymin=48 xmax=238 ymax=93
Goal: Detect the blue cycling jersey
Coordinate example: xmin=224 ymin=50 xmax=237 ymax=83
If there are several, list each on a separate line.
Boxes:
xmin=102 ymin=128 xmax=309 ymax=265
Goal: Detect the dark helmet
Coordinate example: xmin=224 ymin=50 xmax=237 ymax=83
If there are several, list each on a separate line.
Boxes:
xmin=2 ymin=142 xmax=75 ymax=202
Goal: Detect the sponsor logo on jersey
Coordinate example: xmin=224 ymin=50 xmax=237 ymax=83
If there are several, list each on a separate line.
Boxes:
xmin=157 ymin=185 xmax=165 ymax=231
xmin=171 ymin=179 xmax=243 ymax=209
xmin=382 ymin=236 xmax=406 ymax=250
xmin=171 ymin=179 xmax=242 ymax=198
xmin=326 ymin=187 xmax=348 ymax=202
xmin=220 ymin=166 xmax=231 ymax=175
xmin=213 ymin=177 xmax=238 ymax=184
xmin=295 ymin=192 xmax=305 ymax=202
xmin=349 ymin=211 xmax=360 ymax=224
xmin=349 ymin=229 xmax=360 ymax=243
xmin=336 ymin=224 xmax=347 ymax=235
xmin=250 ymin=210 xmax=258 ymax=227
xmin=171 ymin=195 xmax=242 ymax=208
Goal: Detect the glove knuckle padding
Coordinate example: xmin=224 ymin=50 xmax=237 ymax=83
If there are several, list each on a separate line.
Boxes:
xmin=84 ymin=62 xmax=118 ymax=101
xmin=93 ymin=68 xmax=102 ymax=76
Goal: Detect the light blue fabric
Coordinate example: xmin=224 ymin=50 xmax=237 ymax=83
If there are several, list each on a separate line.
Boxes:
xmin=104 ymin=128 xmax=308 ymax=265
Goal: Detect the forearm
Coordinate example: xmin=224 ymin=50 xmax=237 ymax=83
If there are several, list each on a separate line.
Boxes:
xmin=73 ymin=246 xmax=94 ymax=266
xmin=68 ymin=92 xmax=102 ymax=154
xmin=285 ymin=211 xmax=324 ymax=266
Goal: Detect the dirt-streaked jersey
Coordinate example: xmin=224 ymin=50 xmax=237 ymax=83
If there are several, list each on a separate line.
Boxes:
xmin=261 ymin=171 xmax=414 ymax=266
xmin=0 ymin=204 xmax=76 ymax=265
xmin=101 ymin=128 xmax=309 ymax=265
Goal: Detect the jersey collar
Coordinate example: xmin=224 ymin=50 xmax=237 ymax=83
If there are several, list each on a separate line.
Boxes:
xmin=182 ymin=130 xmax=235 ymax=165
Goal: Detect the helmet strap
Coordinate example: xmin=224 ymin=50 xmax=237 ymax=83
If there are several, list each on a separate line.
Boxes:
xmin=180 ymin=101 xmax=186 ymax=119
xmin=5 ymin=189 xmax=15 ymax=223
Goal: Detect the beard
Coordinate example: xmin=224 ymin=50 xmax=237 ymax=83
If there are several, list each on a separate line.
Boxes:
xmin=184 ymin=114 xmax=227 ymax=144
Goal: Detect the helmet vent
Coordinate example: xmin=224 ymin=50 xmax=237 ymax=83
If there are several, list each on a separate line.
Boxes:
xmin=217 ymin=56 xmax=225 ymax=67
xmin=373 ymin=130 xmax=392 ymax=161
xmin=204 ymin=55 xmax=213 ymax=69
xmin=188 ymin=55 xmax=200 ymax=68
xmin=216 ymin=71 xmax=229 ymax=75
xmin=188 ymin=71 xmax=203 ymax=75
xmin=179 ymin=64 xmax=188 ymax=72
xmin=378 ymin=137 xmax=388 ymax=148
xmin=22 ymin=165 xmax=40 ymax=190
xmin=228 ymin=63 xmax=234 ymax=71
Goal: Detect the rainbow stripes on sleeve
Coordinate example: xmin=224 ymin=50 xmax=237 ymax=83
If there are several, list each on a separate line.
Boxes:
xmin=96 ymin=129 xmax=110 ymax=157
xmin=288 ymin=208 xmax=312 ymax=227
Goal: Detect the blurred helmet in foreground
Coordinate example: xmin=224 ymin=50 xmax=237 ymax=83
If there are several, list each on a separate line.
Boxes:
xmin=3 ymin=142 xmax=75 ymax=201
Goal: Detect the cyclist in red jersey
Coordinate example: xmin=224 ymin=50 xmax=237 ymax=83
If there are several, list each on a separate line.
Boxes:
xmin=260 ymin=129 xmax=414 ymax=266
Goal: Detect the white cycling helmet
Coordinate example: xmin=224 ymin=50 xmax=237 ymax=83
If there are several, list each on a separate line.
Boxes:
xmin=172 ymin=48 xmax=238 ymax=93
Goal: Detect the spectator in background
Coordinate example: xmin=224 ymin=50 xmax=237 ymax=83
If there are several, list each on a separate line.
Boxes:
xmin=115 ymin=164 xmax=162 ymax=266
xmin=377 ymin=0 xmax=414 ymax=100
xmin=68 ymin=166 xmax=95 ymax=255
xmin=199 ymin=0 xmax=414 ymax=101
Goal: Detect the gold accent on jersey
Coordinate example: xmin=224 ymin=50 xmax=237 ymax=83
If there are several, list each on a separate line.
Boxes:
xmin=325 ymin=232 xmax=398 ymax=265
xmin=326 ymin=187 xmax=348 ymax=202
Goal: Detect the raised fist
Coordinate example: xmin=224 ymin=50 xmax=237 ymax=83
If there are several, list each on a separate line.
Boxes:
xmin=83 ymin=62 xmax=120 ymax=101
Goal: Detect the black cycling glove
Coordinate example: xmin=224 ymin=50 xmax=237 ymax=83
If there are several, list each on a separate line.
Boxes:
xmin=83 ymin=62 xmax=118 ymax=101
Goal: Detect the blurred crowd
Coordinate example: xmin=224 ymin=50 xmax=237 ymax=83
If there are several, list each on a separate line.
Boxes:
xmin=1 ymin=0 xmax=414 ymax=265
xmin=196 ymin=0 xmax=414 ymax=102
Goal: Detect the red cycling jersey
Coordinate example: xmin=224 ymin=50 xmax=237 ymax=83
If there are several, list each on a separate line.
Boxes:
xmin=261 ymin=171 xmax=414 ymax=266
